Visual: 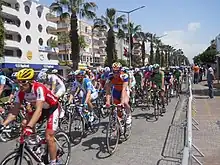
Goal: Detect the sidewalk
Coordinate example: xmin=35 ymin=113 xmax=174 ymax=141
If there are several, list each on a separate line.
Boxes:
xmin=192 ymin=92 xmax=220 ymax=165
xmin=192 ymin=82 xmax=220 ymax=96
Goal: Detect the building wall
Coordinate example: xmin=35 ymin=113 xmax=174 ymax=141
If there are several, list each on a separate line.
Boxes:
xmin=1 ymin=0 xmax=58 ymax=69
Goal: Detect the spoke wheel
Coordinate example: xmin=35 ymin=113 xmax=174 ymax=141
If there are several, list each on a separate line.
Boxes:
xmin=106 ymin=115 xmax=120 ymax=155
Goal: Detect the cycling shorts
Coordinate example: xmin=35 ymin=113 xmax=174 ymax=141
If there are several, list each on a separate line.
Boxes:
xmin=28 ymin=104 xmax=60 ymax=131
xmin=112 ymin=88 xmax=129 ymax=104
xmin=81 ymin=91 xmax=98 ymax=104
xmin=55 ymin=85 xmax=66 ymax=97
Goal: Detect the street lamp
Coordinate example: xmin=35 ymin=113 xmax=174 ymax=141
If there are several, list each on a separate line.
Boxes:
xmin=117 ymin=6 xmax=146 ymax=67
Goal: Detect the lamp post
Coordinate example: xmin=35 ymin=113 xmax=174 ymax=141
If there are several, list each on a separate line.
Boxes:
xmin=117 ymin=6 xmax=145 ymax=67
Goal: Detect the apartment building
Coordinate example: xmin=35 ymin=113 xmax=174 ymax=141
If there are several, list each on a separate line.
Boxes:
xmin=54 ymin=18 xmax=106 ymax=69
xmin=0 ymin=0 xmax=59 ymax=70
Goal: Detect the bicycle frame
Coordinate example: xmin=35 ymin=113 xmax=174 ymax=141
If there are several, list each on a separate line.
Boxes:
xmin=15 ymin=136 xmax=46 ymax=165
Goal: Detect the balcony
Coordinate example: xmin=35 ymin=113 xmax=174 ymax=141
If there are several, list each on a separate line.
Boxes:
xmin=2 ymin=5 xmax=19 ymax=16
xmin=58 ymin=45 xmax=71 ymax=51
xmin=46 ymin=13 xmax=59 ymax=23
xmin=46 ymin=26 xmax=59 ymax=34
xmin=4 ymin=22 xmax=19 ymax=32
xmin=5 ymin=39 xmax=20 ymax=48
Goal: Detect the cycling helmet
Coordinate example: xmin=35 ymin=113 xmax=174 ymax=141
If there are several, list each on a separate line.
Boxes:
xmin=38 ymin=72 xmax=48 ymax=81
xmin=153 ymin=64 xmax=160 ymax=68
xmin=112 ymin=62 xmax=122 ymax=70
xmin=17 ymin=68 xmax=35 ymax=81
xmin=52 ymin=69 xmax=58 ymax=73
xmin=135 ymin=68 xmax=140 ymax=72
xmin=40 ymin=68 xmax=48 ymax=73
xmin=75 ymin=70 xmax=85 ymax=76
xmin=104 ymin=67 xmax=110 ymax=72
xmin=11 ymin=72 xmax=18 ymax=79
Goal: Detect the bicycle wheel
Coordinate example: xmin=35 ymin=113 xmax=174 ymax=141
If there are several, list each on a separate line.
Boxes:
xmin=54 ymin=131 xmax=71 ymax=165
xmin=0 ymin=150 xmax=33 ymax=165
xmin=124 ymin=122 xmax=132 ymax=141
xmin=91 ymin=108 xmax=101 ymax=133
xmin=153 ymin=97 xmax=160 ymax=120
xmin=69 ymin=111 xmax=85 ymax=144
xmin=106 ymin=114 xmax=120 ymax=155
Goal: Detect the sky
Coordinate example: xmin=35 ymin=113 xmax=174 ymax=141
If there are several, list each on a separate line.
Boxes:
xmin=44 ymin=0 xmax=220 ymax=62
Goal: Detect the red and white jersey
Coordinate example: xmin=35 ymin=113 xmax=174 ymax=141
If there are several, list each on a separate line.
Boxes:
xmin=15 ymin=82 xmax=58 ymax=109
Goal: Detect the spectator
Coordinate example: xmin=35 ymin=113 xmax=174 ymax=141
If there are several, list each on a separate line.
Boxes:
xmin=207 ymin=64 xmax=215 ymax=98
xmin=193 ymin=64 xmax=200 ymax=84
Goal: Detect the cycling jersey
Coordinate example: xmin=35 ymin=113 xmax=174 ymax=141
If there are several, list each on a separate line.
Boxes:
xmin=72 ymin=78 xmax=98 ymax=102
xmin=47 ymin=74 xmax=66 ymax=97
xmin=128 ymin=72 xmax=136 ymax=88
xmin=173 ymin=70 xmax=181 ymax=81
xmin=164 ymin=72 xmax=172 ymax=84
xmin=150 ymin=71 xmax=164 ymax=88
xmin=15 ymin=82 xmax=58 ymax=109
xmin=108 ymin=72 xmax=129 ymax=104
xmin=108 ymin=72 xmax=129 ymax=91
xmin=0 ymin=75 xmax=6 ymax=85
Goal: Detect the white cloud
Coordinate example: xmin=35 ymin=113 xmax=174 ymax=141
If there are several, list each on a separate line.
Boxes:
xmin=188 ymin=22 xmax=201 ymax=32
xmin=161 ymin=26 xmax=208 ymax=62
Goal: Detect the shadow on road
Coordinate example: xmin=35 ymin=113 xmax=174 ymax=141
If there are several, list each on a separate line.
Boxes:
xmin=132 ymin=112 xmax=158 ymax=122
xmin=81 ymin=136 xmax=111 ymax=159
xmin=160 ymin=95 xmax=186 ymax=161
xmin=156 ymin=158 xmax=180 ymax=165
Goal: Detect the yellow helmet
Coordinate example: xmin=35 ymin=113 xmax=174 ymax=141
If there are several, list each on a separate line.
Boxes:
xmin=17 ymin=68 xmax=35 ymax=81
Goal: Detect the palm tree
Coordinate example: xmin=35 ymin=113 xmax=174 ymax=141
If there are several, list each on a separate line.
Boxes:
xmin=133 ymin=32 xmax=149 ymax=66
xmin=50 ymin=0 xmax=97 ymax=70
xmin=117 ymin=22 xmax=141 ymax=66
xmin=154 ymin=39 xmax=162 ymax=65
xmin=0 ymin=0 xmax=5 ymax=57
xmin=147 ymin=33 xmax=157 ymax=64
xmin=93 ymin=8 xmax=126 ymax=66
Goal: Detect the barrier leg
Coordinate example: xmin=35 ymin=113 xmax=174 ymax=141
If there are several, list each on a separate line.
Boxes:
xmin=192 ymin=155 xmax=203 ymax=165
xmin=192 ymin=144 xmax=205 ymax=157
xmin=192 ymin=117 xmax=199 ymax=125
xmin=192 ymin=123 xmax=200 ymax=130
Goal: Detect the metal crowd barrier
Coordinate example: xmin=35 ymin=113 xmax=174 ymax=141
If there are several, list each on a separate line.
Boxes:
xmin=181 ymin=75 xmax=205 ymax=165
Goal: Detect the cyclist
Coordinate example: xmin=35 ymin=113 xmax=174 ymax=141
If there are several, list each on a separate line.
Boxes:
xmin=71 ymin=70 xmax=98 ymax=110
xmin=173 ymin=67 xmax=182 ymax=93
xmin=8 ymin=72 xmax=20 ymax=103
xmin=105 ymin=62 xmax=131 ymax=124
xmin=164 ymin=68 xmax=174 ymax=96
xmin=134 ymin=68 xmax=143 ymax=93
xmin=150 ymin=64 xmax=166 ymax=112
xmin=0 ymin=70 xmax=6 ymax=98
xmin=0 ymin=68 xmax=60 ymax=165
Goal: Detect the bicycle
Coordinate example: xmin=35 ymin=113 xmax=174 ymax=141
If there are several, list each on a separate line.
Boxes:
xmin=106 ymin=104 xmax=132 ymax=155
xmin=0 ymin=130 xmax=71 ymax=165
xmin=151 ymin=85 xmax=161 ymax=120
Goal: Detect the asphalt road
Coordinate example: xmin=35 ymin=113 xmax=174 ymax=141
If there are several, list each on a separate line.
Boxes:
xmin=0 ymin=95 xmax=185 ymax=165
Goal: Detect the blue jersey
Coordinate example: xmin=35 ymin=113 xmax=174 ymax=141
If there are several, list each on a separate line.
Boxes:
xmin=72 ymin=78 xmax=96 ymax=94
xmin=0 ymin=75 xmax=6 ymax=85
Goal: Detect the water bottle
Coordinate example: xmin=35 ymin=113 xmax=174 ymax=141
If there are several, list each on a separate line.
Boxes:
xmin=89 ymin=111 xmax=94 ymax=123
xmin=84 ymin=109 xmax=90 ymax=120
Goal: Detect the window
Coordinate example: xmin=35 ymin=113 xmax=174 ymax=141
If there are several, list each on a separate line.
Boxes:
xmin=26 ymin=35 xmax=31 ymax=44
xmin=25 ymin=21 xmax=31 ymax=29
xmin=37 ymin=11 xmax=42 ymax=18
xmin=38 ymin=24 xmax=42 ymax=32
xmin=24 ymin=5 xmax=30 ymax=14
xmin=39 ymin=38 xmax=43 ymax=45
xmin=5 ymin=34 xmax=13 ymax=40
xmin=16 ymin=49 xmax=22 ymax=58
xmin=4 ymin=49 xmax=13 ymax=56
xmin=85 ymin=27 xmax=88 ymax=33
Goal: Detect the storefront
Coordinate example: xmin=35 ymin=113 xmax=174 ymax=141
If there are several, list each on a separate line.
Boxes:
xmin=0 ymin=63 xmax=59 ymax=70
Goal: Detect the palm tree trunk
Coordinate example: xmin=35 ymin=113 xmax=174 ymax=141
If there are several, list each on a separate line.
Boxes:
xmin=130 ymin=34 xmax=133 ymax=65
xmin=106 ymin=29 xmax=115 ymax=67
xmin=149 ymin=41 xmax=154 ymax=64
xmin=70 ymin=11 xmax=79 ymax=70
xmin=141 ymin=41 xmax=145 ymax=66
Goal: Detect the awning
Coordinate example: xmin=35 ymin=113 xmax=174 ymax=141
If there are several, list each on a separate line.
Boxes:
xmin=1 ymin=63 xmax=59 ymax=69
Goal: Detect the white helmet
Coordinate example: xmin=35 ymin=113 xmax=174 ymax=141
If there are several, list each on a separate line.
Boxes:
xmin=52 ymin=69 xmax=58 ymax=73
xmin=104 ymin=67 xmax=110 ymax=72
xmin=135 ymin=68 xmax=140 ymax=72
xmin=37 ymin=72 xmax=47 ymax=81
